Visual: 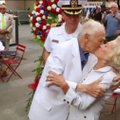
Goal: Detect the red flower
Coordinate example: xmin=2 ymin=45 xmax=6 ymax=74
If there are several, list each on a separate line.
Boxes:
xmin=41 ymin=31 xmax=46 ymax=35
xmin=54 ymin=0 xmax=59 ymax=2
xmin=36 ymin=1 xmax=40 ymax=6
xmin=47 ymin=1 xmax=52 ymax=6
xmin=42 ymin=19 xmax=46 ymax=25
xmin=28 ymin=81 xmax=39 ymax=90
xmin=42 ymin=1 xmax=47 ymax=7
xmin=28 ymin=75 xmax=40 ymax=90
xmin=51 ymin=9 xmax=56 ymax=13
xmin=34 ymin=31 xmax=37 ymax=35
xmin=41 ymin=36 xmax=46 ymax=41
xmin=38 ymin=14 xmax=43 ymax=18
xmin=37 ymin=25 xmax=43 ymax=30
xmin=46 ymin=25 xmax=51 ymax=29
xmin=36 ymin=7 xmax=41 ymax=12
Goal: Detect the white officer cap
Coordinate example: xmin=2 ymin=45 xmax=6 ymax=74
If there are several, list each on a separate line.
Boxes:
xmin=58 ymin=0 xmax=84 ymax=15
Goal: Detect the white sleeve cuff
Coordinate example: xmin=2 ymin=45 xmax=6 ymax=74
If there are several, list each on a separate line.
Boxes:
xmin=63 ymin=88 xmax=77 ymax=105
xmin=66 ymin=81 xmax=77 ymax=90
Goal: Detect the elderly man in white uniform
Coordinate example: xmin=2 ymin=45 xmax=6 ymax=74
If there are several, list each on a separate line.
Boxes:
xmin=42 ymin=0 xmax=83 ymax=64
xmin=28 ymin=17 xmax=106 ymax=120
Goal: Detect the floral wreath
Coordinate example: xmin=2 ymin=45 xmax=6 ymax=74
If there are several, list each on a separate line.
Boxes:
xmin=26 ymin=0 xmax=64 ymax=112
xmin=29 ymin=0 xmax=64 ymax=46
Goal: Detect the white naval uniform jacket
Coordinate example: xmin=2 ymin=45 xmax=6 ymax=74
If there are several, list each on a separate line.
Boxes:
xmin=63 ymin=66 xmax=116 ymax=120
xmin=44 ymin=23 xmax=82 ymax=52
xmin=29 ymin=38 xmax=97 ymax=120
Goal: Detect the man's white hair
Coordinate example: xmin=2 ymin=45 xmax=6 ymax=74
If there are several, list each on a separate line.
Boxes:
xmin=78 ymin=19 xmax=105 ymax=40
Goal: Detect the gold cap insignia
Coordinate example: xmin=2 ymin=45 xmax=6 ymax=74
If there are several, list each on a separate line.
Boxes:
xmin=70 ymin=0 xmax=78 ymax=8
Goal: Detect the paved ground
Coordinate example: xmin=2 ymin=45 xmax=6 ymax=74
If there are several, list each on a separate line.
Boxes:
xmin=0 ymin=24 xmax=42 ymax=120
xmin=0 ymin=25 xmax=120 ymax=120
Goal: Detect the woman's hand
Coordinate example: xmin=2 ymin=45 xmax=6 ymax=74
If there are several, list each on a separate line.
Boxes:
xmin=111 ymin=76 xmax=120 ymax=90
xmin=46 ymin=71 xmax=69 ymax=93
xmin=76 ymin=77 xmax=105 ymax=98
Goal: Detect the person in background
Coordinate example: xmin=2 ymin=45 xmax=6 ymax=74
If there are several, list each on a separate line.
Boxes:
xmin=0 ymin=3 xmax=13 ymax=50
xmin=90 ymin=6 xmax=102 ymax=22
xmin=102 ymin=2 xmax=120 ymax=42
xmin=42 ymin=0 xmax=83 ymax=64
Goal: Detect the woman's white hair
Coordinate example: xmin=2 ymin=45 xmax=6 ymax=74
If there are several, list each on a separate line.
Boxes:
xmin=78 ymin=19 xmax=105 ymax=40
xmin=111 ymin=36 xmax=120 ymax=72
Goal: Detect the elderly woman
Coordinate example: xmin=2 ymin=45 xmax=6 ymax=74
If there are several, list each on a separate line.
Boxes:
xmin=46 ymin=36 xmax=120 ymax=120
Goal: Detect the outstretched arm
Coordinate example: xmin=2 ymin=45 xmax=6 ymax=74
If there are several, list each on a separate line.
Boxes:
xmin=46 ymin=71 xmax=115 ymax=110
xmin=46 ymin=71 xmax=105 ymax=97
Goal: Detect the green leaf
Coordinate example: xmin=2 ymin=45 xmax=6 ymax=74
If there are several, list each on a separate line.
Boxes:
xmin=34 ymin=36 xmax=44 ymax=47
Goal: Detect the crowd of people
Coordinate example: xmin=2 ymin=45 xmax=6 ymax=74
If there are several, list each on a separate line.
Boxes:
xmin=28 ymin=0 xmax=120 ymax=120
xmin=87 ymin=1 xmax=120 ymax=42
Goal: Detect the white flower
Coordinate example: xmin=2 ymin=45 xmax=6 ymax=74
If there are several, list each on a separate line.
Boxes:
xmin=36 ymin=12 xmax=39 ymax=16
xmin=58 ymin=18 xmax=62 ymax=22
xmin=30 ymin=17 xmax=33 ymax=21
xmin=56 ymin=7 xmax=60 ymax=12
xmin=32 ymin=27 xmax=36 ymax=31
xmin=30 ymin=23 xmax=32 ymax=27
xmin=39 ymin=1 xmax=43 ymax=4
xmin=37 ymin=5 xmax=41 ymax=8
xmin=40 ymin=10 xmax=44 ymax=14
xmin=28 ymin=14 xmax=30 ymax=17
xmin=58 ymin=14 xmax=62 ymax=22
xmin=58 ymin=14 xmax=62 ymax=19
xmin=36 ymin=35 xmax=40 ymax=39
xmin=32 ymin=11 xmax=36 ymax=15
xmin=42 ymin=15 xmax=46 ymax=19
xmin=36 ymin=17 xmax=41 ymax=21
xmin=52 ymin=4 xmax=57 ymax=9
xmin=47 ymin=6 xmax=51 ymax=11
xmin=43 ymin=25 xmax=47 ymax=30
xmin=35 ymin=23 xmax=40 ymax=28
xmin=34 ymin=6 xmax=37 ymax=10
